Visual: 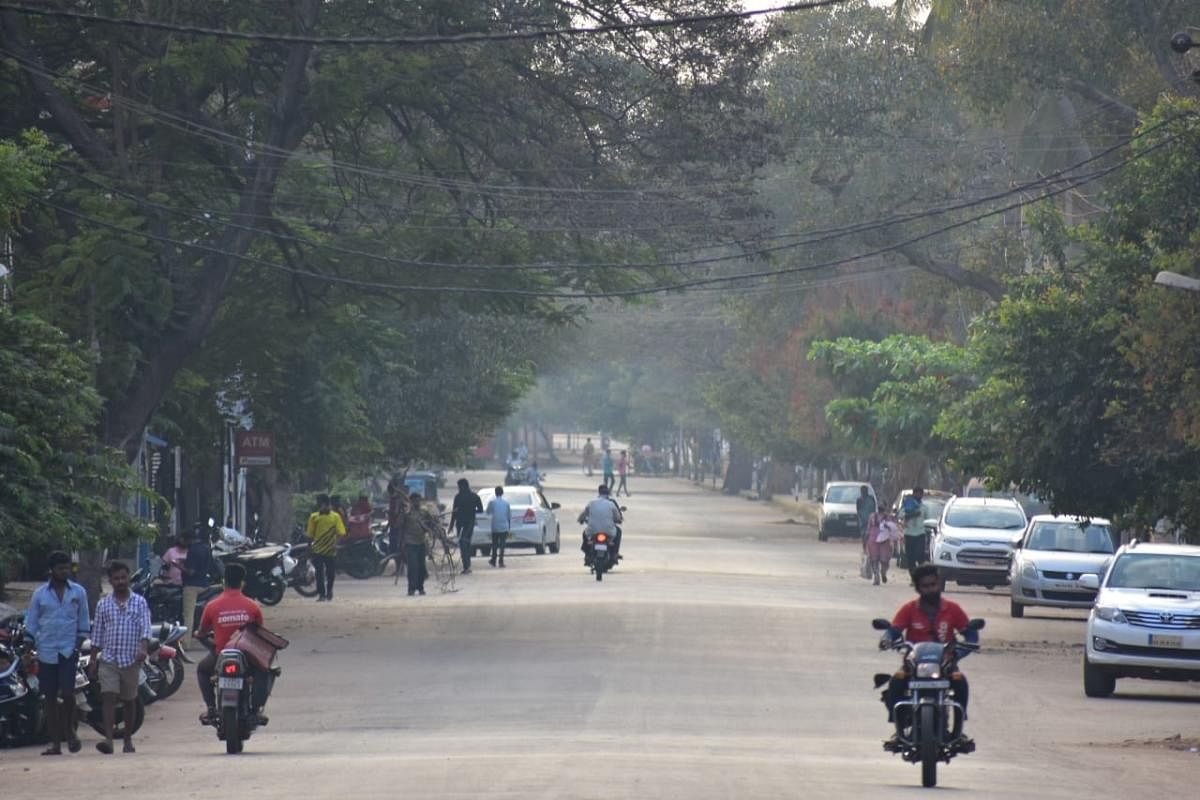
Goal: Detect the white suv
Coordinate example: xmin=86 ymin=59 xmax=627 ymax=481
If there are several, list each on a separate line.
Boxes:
xmin=931 ymin=496 xmax=1027 ymax=589
xmin=1082 ymin=542 xmax=1200 ymax=697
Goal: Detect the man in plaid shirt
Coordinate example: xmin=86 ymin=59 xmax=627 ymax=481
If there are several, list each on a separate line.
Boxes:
xmin=88 ymin=561 xmax=151 ymax=754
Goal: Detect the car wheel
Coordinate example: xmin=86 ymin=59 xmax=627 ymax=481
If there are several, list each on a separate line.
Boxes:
xmin=549 ymin=527 xmax=560 ymax=554
xmin=1083 ymin=655 xmax=1116 ymax=698
xmin=535 ymin=532 xmax=546 ymax=556
xmin=1009 ymin=600 xmax=1025 ymax=618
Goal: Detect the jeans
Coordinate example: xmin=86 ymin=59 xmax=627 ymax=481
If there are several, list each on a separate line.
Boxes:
xmin=616 ymin=475 xmax=629 ymax=496
xmin=603 ymin=472 xmax=615 ymax=490
xmin=406 ymin=544 xmax=426 ymax=593
xmin=457 ymin=524 xmax=474 ymax=571
xmin=490 ymin=532 xmax=508 ymax=563
xmin=313 ymin=553 xmax=336 ymax=599
xmin=197 ymin=651 xmax=271 ymax=711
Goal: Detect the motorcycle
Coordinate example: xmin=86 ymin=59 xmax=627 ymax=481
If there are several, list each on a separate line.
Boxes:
xmin=213 ymin=545 xmax=288 ymax=606
xmin=339 ymin=535 xmax=387 ymax=580
xmin=0 ymin=623 xmax=42 ymax=748
xmin=282 ymin=541 xmax=320 ymax=597
xmin=583 ymin=530 xmax=618 ymax=581
xmin=132 ymin=564 xmax=184 ymax=624
xmin=141 ymin=622 xmax=191 ymax=703
xmin=199 ymin=627 xmax=286 ymax=755
xmin=871 ymin=617 xmax=984 ymax=788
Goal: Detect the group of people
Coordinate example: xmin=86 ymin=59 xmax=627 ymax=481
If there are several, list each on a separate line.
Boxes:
xmin=447 ymin=479 xmax=517 ymax=571
xmin=581 ymin=438 xmax=632 ymax=497
xmin=856 ymin=485 xmax=933 ymax=585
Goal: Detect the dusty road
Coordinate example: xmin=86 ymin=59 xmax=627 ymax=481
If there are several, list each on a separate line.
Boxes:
xmin=3 ymin=468 xmax=1199 ymax=797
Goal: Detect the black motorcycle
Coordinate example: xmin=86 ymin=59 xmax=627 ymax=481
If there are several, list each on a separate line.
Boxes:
xmin=871 ymin=618 xmax=983 ymax=788
xmin=583 ymin=529 xmax=618 ymax=581
xmin=214 ymin=545 xmax=288 ymax=606
xmin=0 ymin=623 xmax=42 ymax=748
xmin=199 ymin=626 xmax=286 ymax=755
xmin=339 ymin=536 xmax=386 ymax=580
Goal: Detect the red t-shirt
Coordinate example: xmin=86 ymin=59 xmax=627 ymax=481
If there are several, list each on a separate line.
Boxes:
xmin=346 ymin=500 xmax=373 ymax=541
xmin=891 ymin=598 xmax=970 ymax=643
xmin=199 ymin=589 xmax=264 ymax=650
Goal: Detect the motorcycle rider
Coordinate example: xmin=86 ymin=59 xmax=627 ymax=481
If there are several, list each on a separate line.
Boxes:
xmin=194 ymin=562 xmax=270 ymax=726
xmin=578 ymin=484 xmax=624 ymax=562
xmin=879 ymin=563 xmax=976 ymax=745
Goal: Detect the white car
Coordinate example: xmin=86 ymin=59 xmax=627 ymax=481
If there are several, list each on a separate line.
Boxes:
xmin=931 ymin=496 xmax=1027 ymax=588
xmin=1009 ymin=515 xmax=1115 ymax=618
xmin=818 ymin=481 xmax=877 ymax=542
xmin=474 ymin=486 xmax=562 ymax=556
xmin=1082 ymin=541 xmax=1200 ymax=697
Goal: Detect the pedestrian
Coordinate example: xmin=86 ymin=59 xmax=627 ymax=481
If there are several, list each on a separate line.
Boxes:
xmin=346 ymin=493 xmax=374 ymax=542
xmin=181 ymin=527 xmax=212 ymax=643
xmin=616 ymin=450 xmax=631 ymax=497
xmin=486 ymin=485 xmax=512 ymax=567
xmin=582 ymin=437 xmax=595 ymax=476
xmin=867 ymin=512 xmax=902 ymax=585
xmin=601 ymin=448 xmax=615 ymax=491
xmin=448 ymin=478 xmax=484 ymax=574
xmin=856 ymin=485 xmax=877 ymax=542
xmin=161 ymin=535 xmax=188 ymax=587
xmin=901 ymin=486 xmax=928 ymax=567
xmin=88 ymin=561 xmax=151 ymax=754
xmin=403 ymin=492 xmax=430 ymax=595
xmin=306 ymin=493 xmax=346 ymax=602
xmin=23 ymin=551 xmax=89 ymax=756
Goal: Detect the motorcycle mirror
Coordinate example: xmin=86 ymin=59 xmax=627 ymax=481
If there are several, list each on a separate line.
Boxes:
xmin=620 ymin=506 xmax=627 ymax=512
xmin=967 ymin=618 xmax=986 ymax=631
xmin=871 ymin=618 xmax=891 ymax=630
xmin=551 ymin=502 xmax=561 ymax=509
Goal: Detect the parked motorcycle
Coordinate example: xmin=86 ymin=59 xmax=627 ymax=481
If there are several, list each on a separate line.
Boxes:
xmin=282 ymin=541 xmax=320 ymax=597
xmin=339 ymin=535 xmax=386 ymax=580
xmin=141 ymin=622 xmax=191 ymax=703
xmin=871 ymin=617 xmax=983 ymax=787
xmin=0 ymin=623 xmax=42 ymax=748
xmin=132 ymin=565 xmax=183 ymax=624
xmin=213 ymin=545 xmax=288 ymax=606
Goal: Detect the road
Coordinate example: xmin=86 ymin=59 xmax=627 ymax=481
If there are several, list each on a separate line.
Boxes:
xmin=3 ymin=468 xmax=1199 ymax=796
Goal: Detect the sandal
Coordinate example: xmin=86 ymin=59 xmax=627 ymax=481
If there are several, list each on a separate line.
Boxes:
xmin=67 ymin=735 xmax=82 ymax=753
xmin=95 ymin=741 xmax=113 ymax=755
xmin=41 ymin=746 xmax=62 ymax=756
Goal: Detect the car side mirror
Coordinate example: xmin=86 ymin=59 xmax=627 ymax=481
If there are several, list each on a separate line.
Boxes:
xmin=1010 ymin=534 xmax=1023 ymax=549
xmin=551 ymin=502 xmax=561 ymax=509
xmin=1078 ymin=574 xmax=1100 ymax=591
xmin=923 ymin=518 xmax=939 ymax=528
xmin=871 ymin=618 xmax=891 ymax=631
xmin=967 ymin=618 xmax=986 ymax=631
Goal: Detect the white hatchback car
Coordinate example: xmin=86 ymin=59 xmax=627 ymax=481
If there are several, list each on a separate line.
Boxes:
xmin=474 ymin=486 xmax=562 ymax=556
xmin=1009 ymin=515 xmax=1115 ymax=618
xmin=1082 ymin=542 xmax=1200 ymax=697
xmin=931 ymin=496 xmax=1027 ymax=588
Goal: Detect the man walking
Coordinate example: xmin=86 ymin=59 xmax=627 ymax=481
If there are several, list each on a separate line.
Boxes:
xmin=601 ymin=449 xmax=615 ymax=491
xmin=486 ymin=485 xmax=512 ymax=568
xmin=88 ymin=561 xmax=151 ymax=754
xmin=901 ymin=486 xmax=928 ymax=567
xmin=582 ymin=437 xmax=596 ymax=476
xmin=616 ymin=450 xmax=631 ymax=497
xmin=856 ymin=485 xmax=877 ymax=543
xmin=23 ymin=551 xmax=89 ymax=756
xmin=402 ymin=492 xmax=431 ymax=595
xmin=448 ymin=478 xmax=484 ymax=574
xmin=307 ymin=494 xmax=347 ymax=601
xmin=181 ymin=527 xmax=212 ymax=643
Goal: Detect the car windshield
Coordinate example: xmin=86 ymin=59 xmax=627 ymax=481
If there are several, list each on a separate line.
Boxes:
xmin=480 ymin=492 xmax=533 ymax=507
xmin=825 ymin=486 xmax=865 ymax=504
xmin=1026 ymin=522 xmax=1114 ymax=553
xmin=943 ymin=506 xmax=1025 ymax=529
xmin=1107 ymin=553 xmax=1200 ymax=592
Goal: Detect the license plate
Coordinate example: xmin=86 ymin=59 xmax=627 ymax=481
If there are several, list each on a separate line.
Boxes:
xmin=594 ymin=544 xmax=608 ymax=552
xmin=907 ymin=680 xmax=950 ymax=690
xmin=1149 ymin=634 xmax=1184 ymax=648
xmin=1053 ymin=582 xmax=1080 ymax=589
xmin=218 ymin=677 xmax=244 ymax=690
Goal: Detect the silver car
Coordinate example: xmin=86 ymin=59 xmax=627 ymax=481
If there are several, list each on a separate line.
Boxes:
xmin=474 ymin=486 xmax=562 ymax=556
xmin=1009 ymin=515 xmax=1115 ymax=618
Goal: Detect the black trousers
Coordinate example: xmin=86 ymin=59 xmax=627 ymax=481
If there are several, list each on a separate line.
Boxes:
xmin=313 ymin=553 xmax=336 ymax=599
xmin=197 ymin=651 xmax=270 ymax=710
xmin=490 ymin=532 xmax=508 ymax=563
xmin=406 ymin=543 xmax=426 ymax=592
xmin=457 ymin=523 xmax=474 ymax=570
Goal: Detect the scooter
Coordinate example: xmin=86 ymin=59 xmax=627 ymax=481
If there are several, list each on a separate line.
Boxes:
xmin=282 ymin=541 xmax=320 ymax=598
xmin=871 ymin=617 xmax=984 ymax=788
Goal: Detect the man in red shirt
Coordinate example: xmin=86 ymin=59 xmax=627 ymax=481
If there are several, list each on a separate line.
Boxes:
xmin=346 ymin=494 xmax=374 ymax=541
xmin=194 ymin=563 xmax=267 ymax=724
xmin=879 ymin=564 xmax=977 ymax=739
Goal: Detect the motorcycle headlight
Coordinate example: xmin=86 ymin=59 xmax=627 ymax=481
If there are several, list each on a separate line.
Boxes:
xmin=1021 ymin=562 xmax=1039 ymax=580
xmin=915 ymin=662 xmax=941 ymax=679
xmin=1094 ymin=606 xmax=1127 ymax=624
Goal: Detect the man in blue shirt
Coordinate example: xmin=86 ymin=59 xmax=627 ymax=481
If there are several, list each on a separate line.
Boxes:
xmin=24 ymin=551 xmax=90 ymax=755
xmin=486 ymin=486 xmax=512 ymax=568
xmin=181 ymin=527 xmax=213 ymax=643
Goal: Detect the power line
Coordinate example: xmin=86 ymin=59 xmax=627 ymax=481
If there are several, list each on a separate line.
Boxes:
xmin=29 ymin=130 xmax=1182 ymax=300
xmin=0 ymin=1 xmax=849 ymax=47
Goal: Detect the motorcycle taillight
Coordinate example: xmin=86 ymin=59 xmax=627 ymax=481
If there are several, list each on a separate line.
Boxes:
xmin=222 ymin=662 xmax=240 ymax=676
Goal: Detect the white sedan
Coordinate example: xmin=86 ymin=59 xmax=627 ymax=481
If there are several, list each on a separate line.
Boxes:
xmin=473 ymin=485 xmax=562 ymax=556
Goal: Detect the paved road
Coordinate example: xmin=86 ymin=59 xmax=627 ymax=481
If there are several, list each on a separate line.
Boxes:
xmin=3 ymin=469 xmax=1199 ymax=796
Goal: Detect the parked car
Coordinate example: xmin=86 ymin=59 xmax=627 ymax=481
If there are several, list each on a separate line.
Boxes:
xmin=1081 ymin=541 xmax=1200 ymax=697
xmin=474 ymin=486 xmax=562 ymax=556
xmin=818 ymin=481 xmax=877 ymax=542
xmin=930 ymin=496 xmax=1027 ymax=588
xmin=1009 ymin=515 xmax=1115 ymax=618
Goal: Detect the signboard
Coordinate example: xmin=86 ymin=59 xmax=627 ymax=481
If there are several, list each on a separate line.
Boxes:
xmin=236 ymin=430 xmax=274 ymax=467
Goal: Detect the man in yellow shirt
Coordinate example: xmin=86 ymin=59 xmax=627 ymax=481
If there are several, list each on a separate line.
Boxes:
xmin=306 ymin=494 xmax=346 ymax=602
